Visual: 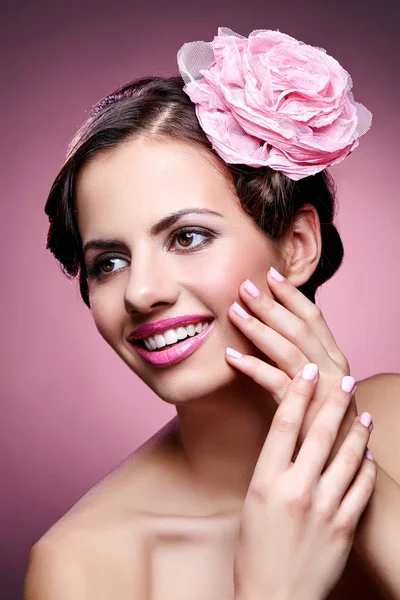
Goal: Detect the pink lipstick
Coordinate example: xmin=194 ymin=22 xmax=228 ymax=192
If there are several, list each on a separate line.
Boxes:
xmin=128 ymin=314 xmax=213 ymax=341
xmin=129 ymin=320 xmax=215 ymax=367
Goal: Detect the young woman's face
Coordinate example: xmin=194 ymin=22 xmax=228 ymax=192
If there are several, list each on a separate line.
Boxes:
xmin=76 ymin=137 xmax=282 ymax=404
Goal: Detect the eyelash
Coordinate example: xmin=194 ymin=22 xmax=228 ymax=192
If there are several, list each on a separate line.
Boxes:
xmin=86 ymin=227 xmax=215 ymax=280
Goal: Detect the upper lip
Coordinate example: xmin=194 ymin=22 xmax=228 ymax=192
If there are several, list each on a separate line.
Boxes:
xmin=128 ymin=314 xmax=214 ymax=341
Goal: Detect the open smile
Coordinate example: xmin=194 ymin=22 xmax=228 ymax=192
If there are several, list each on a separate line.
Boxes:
xmin=129 ymin=320 xmax=215 ymax=367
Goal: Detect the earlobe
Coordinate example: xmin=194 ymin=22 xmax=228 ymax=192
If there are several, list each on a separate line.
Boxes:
xmin=282 ymin=204 xmax=322 ymax=288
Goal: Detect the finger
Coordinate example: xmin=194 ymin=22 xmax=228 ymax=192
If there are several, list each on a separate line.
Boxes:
xmin=335 ymin=453 xmax=377 ymax=535
xmin=225 ymin=347 xmax=290 ymax=404
xmin=228 ymin=301 xmax=309 ymax=378
xmin=318 ymin=412 xmax=373 ymax=507
xmin=251 ymin=363 xmax=319 ymax=486
xmin=266 ymin=267 xmax=347 ymax=366
xmin=238 ymin=278 xmax=332 ymax=371
xmin=292 ymin=375 xmax=357 ymax=486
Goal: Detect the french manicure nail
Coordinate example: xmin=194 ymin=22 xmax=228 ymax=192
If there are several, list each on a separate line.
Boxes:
xmin=232 ymin=301 xmax=250 ymax=319
xmin=360 ymin=412 xmax=373 ymax=428
xmin=226 ymin=347 xmax=243 ymax=359
xmin=341 ymin=376 xmax=356 ymax=393
xmin=302 ymin=363 xmax=319 ymax=380
xmin=244 ymin=279 xmax=260 ymax=298
xmin=269 ymin=266 xmax=284 ymax=282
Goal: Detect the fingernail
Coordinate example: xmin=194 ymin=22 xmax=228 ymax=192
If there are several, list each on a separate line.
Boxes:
xmin=341 ymin=376 xmax=356 ymax=393
xmin=360 ymin=412 xmax=373 ymax=428
xmin=232 ymin=301 xmax=250 ymax=319
xmin=365 ymin=449 xmax=374 ymax=461
xmin=302 ymin=363 xmax=319 ymax=380
xmin=226 ymin=347 xmax=243 ymax=359
xmin=269 ymin=266 xmax=284 ymax=282
xmin=244 ymin=279 xmax=260 ymax=298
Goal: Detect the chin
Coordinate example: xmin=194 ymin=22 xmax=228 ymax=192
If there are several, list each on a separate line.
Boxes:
xmin=127 ymin=347 xmax=243 ymax=406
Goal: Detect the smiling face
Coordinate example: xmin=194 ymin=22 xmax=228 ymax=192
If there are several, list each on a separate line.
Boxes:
xmin=75 ymin=136 xmax=282 ymax=404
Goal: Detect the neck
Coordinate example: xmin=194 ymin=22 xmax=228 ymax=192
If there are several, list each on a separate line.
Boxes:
xmin=173 ymin=371 xmax=277 ymax=513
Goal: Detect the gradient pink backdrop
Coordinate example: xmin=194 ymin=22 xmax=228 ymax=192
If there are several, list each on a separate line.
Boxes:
xmin=1 ymin=0 xmax=399 ymax=597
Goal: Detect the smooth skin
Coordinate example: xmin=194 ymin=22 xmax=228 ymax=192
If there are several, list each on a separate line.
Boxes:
xmin=225 ymin=269 xmax=399 ymax=599
xmin=25 ymin=138 xmax=400 ymax=599
xmin=226 ymin=268 xmax=356 ymax=462
xmin=232 ymin=364 xmax=375 ymax=600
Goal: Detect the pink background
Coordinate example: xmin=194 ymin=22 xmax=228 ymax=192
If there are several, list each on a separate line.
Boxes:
xmin=1 ymin=0 xmax=399 ymax=596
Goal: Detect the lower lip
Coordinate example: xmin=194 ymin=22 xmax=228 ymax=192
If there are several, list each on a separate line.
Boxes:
xmin=130 ymin=321 xmax=215 ymax=367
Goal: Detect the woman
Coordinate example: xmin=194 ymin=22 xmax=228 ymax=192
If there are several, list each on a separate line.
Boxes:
xmin=24 ymin=28 xmax=400 ymax=599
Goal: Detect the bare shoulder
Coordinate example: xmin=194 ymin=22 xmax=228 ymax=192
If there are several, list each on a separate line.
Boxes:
xmin=24 ymin=535 xmax=87 ymax=600
xmin=356 ymin=372 xmax=400 ymax=483
xmin=25 ymin=418 xmax=181 ymax=599
xmin=24 ymin=518 xmax=150 ymax=600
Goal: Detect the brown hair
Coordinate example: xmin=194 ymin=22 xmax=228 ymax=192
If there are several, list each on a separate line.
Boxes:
xmin=44 ymin=75 xmax=343 ymax=308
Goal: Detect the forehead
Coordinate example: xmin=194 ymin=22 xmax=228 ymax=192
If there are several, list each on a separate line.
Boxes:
xmin=75 ymin=137 xmax=241 ymax=237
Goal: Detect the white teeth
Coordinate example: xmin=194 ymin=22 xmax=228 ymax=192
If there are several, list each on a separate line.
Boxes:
xmin=195 ymin=322 xmax=203 ymax=334
xmin=176 ymin=327 xmax=188 ymax=340
xmin=142 ymin=321 xmax=210 ymax=350
xmin=154 ymin=333 xmax=166 ymax=348
xmin=186 ymin=324 xmax=196 ymax=336
xmin=164 ymin=329 xmax=179 ymax=345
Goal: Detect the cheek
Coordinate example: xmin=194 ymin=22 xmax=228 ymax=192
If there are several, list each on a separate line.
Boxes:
xmin=190 ymin=237 xmax=275 ymax=300
xmin=89 ymin=288 xmax=123 ymax=346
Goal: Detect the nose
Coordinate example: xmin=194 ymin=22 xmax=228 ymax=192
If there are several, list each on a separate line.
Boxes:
xmin=123 ymin=248 xmax=179 ymax=315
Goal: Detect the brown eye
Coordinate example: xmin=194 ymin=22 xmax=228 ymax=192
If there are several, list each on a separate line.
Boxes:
xmin=100 ymin=260 xmax=114 ymax=273
xmin=169 ymin=228 xmax=212 ymax=252
xmin=177 ymin=232 xmax=195 ymax=247
xmin=87 ymin=256 xmax=127 ymax=280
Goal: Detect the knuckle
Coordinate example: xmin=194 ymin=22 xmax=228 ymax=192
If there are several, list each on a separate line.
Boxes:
xmin=292 ymin=320 xmax=309 ymax=343
xmin=251 ymin=357 xmax=266 ymax=380
xmin=330 ymin=390 xmax=350 ymax=411
xmin=285 ymin=488 xmax=313 ymax=516
xmin=291 ymin=377 xmax=313 ymax=399
xmin=263 ymin=294 xmax=275 ymax=311
xmin=286 ymin=285 xmax=298 ymax=302
xmin=334 ymin=516 xmax=356 ymax=541
xmin=286 ymin=346 xmax=303 ymax=366
xmin=336 ymin=355 xmax=350 ymax=373
xmin=315 ymin=499 xmax=336 ymax=524
xmin=312 ymin=304 xmax=324 ymax=321
xmin=310 ymin=424 xmax=335 ymax=448
xmin=273 ymin=411 xmax=298 ymax=434
xmin=247 ymin=481 xmax=272 ymax=505
xmin=342 ymin=448 xmax=362 ymax=470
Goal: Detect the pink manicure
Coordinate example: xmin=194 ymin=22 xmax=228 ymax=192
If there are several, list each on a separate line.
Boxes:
xmin=360 ymin=412 xmax=373 ymax=428
xmin=302 ymin=363 xmax=319 ymax=380
xmin=365 ymin=449 xmax=374 ymax=461
xmin=341 ymin=376 xmax=356 ymax=393
xmin=226 ymin=347 xmax=243 ymax=359
xmin=269 ymin=266 xmax=284 ymax=282
xmin=244 ymin=279 xmax=260 ymax=298
xmin=232 ymin=301 xmax=250 ymax=319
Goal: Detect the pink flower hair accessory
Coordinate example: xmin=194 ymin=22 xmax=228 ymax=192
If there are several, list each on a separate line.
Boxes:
xmin=177 ymin=27 xmax=372 ymax=181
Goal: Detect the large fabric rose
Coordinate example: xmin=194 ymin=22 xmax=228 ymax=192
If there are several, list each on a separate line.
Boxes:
xmin=177 ymin=27 xmax=372 ymax=180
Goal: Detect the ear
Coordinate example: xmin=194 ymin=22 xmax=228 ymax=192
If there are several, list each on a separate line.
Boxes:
xmin=279 ymin=203 xmax=322 ymax=287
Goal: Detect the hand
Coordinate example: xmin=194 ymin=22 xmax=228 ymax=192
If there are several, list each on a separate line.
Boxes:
xmin=226 ymin=268 xmax=357 ymax=465
xmin=233 ymin=365 xmax=377 ymax=600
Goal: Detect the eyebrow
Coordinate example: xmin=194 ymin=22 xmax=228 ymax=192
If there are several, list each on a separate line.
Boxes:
xmin=82 ymin=208 xmax=224 ymax=257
